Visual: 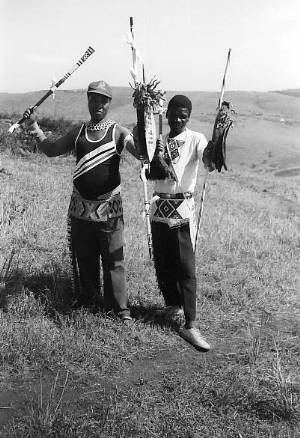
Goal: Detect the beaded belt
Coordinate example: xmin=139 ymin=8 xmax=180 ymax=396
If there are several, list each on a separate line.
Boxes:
xmin=68 ymin=186 xmax=122 ymax=222
xmin=154 ymin=192 xmax=193 ymax=200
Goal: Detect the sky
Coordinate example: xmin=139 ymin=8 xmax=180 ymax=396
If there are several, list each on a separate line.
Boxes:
xmin=0 ymin=0 xmax=299 ymax=93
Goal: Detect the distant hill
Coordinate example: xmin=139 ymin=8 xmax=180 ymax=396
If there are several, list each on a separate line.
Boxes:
xmin=1 ymin=87 xmax=300 ymax=170
xmin=273 ymin=89 xmax=300 ymax=98
xmin=1 ymin=87 xmax=300 ymax=124
xmin=0 ymin=87 xmax=133 ymax=123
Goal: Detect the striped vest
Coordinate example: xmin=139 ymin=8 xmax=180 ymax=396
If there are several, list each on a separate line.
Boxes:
xmin=73 ymin=122 xmax=121 ymax=200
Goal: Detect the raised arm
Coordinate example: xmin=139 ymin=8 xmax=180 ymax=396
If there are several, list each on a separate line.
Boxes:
xmin=114 ymin=124 xmax=142 ymax=160
xmin=23 ymin=108 xmax=78 ymax=156
xmin=28 ymin=122 xmax=79 ymax=156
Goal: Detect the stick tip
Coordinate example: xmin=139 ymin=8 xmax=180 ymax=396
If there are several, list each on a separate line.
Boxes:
xmin=8 ymin=123 xmax=19 ymax=133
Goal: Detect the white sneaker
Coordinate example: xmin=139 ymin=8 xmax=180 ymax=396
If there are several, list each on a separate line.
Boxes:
xmin=179 ymin=327 xmax=211 ymax=352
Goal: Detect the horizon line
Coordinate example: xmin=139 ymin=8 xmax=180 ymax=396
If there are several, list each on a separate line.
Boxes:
xmin=1 ymin=87 xmax=299 ymax=95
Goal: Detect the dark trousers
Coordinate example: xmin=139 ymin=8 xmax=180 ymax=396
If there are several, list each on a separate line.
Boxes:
xmin=151 ymin=221 xmax=197 ymax=326
xmin=70 ymin=216 xmax=129 ymax=316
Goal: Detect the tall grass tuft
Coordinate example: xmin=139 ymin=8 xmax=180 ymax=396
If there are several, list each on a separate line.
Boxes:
xmin=270 ymin=339 xmax=300 ymax=421
xmin=0 ymin=248 xmax=21 ymax=310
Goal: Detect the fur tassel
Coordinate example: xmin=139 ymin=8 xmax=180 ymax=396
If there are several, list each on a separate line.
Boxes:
xmin=148 ymin=154 xmax=177 ymax=181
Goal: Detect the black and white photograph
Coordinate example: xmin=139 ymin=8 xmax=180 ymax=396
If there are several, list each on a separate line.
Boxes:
xmin=0 ymin=0 xmax=299 ymax=436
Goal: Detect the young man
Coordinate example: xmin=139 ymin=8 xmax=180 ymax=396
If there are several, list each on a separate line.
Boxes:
xmin=149 ymin=95 xmax=211 ymax=351
xmin=24 ymin=80 xmax=140 ymax=321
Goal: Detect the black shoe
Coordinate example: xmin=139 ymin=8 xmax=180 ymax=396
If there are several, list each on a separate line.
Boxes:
xmin=120 ymin=314 xmax=133 ymax=323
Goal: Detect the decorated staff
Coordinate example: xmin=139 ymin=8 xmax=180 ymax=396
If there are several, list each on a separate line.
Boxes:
xmin=9 ymin=46 xmax=95 ymax=133
xmin=194 ymin=48 xmax=235 ymax=252
xmin=128 ymin=16 xmax=165 ymax=258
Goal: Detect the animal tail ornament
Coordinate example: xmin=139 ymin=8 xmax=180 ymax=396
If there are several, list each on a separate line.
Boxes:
xmin=9 ymin=46 xmax=95 ymax=133
xmin=205 ymin=49 xmax=235 ymax=172
xmin=66 ymin=215 xmax=80 ymax=303
xmin=208 ymin=100 xmax=235 ymax=172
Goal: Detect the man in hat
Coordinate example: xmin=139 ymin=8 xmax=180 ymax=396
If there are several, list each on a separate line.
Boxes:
xmin=24 ymin=80 xmax=141 ymax=320
xmin=148 ymin=94 xmax=212 ymax=351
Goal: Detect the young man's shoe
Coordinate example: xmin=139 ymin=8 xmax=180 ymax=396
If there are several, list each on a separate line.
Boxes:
xmin=179 ymin=327 xmax=211 ymax=352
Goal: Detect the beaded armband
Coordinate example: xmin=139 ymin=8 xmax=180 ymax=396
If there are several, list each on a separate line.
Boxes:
xmin=27 ymin=122 xmax=46 ymax=141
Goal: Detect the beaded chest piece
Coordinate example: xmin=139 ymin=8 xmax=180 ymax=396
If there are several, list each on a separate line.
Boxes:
xmin=165 ymin=138 xmax=185 ymax=161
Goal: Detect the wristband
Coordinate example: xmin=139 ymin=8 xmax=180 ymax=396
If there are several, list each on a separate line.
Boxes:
xmin=27 ymin=122 xmax=46 ymax=141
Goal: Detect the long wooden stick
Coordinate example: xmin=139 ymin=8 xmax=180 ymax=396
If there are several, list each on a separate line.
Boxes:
xmin=129 ymin=17 xmax=152 ymax=259
xmin=9 ymin=46 xmax=95 ymax=133
xmin=218 ymin=48 xmax=231 ymax=110
xmin=194 ymin=48 xmax=231 ymax=253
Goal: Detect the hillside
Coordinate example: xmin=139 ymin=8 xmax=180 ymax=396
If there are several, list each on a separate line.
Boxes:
xmin=274 ymin=89 xmax=300 ymax=98
xmin=1 ymin=88 xmax=300 ymax=173
xmin=2 ymin=87 xmax=300 ymax=121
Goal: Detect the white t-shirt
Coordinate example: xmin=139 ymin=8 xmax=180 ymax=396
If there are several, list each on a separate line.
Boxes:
xmin=153 ymin=128 xmax=208 ymax=194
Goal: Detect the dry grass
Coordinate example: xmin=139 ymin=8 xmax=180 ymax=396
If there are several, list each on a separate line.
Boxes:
xmin=0 ymin=109 xmax=299 ymax=436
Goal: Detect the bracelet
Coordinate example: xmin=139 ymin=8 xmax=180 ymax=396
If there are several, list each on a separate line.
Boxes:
xmin=27 ymin=123 xmax=46 ymax=141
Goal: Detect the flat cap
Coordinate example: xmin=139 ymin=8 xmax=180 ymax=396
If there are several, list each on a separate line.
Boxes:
xmin=87 ymin=80 xmax=112 ymax=99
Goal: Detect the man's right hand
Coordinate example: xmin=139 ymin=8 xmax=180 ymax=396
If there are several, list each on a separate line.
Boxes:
xmin=156 ymin=138 xmax=164 ymax=155
xmin=23 ymin=107 xmax=38 ymax=127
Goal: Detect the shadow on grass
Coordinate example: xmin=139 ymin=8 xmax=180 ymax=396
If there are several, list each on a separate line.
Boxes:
xmin=0 ymin=265 xmax=181 ymax=333
xmin=0 ymin=265 xmax=74 ymax=316
xmin=130 ymin=303 xmax=181 ymax=332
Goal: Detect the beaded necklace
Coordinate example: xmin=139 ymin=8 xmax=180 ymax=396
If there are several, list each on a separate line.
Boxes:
xmin=86 ymin=119 xmax=114 ymax=131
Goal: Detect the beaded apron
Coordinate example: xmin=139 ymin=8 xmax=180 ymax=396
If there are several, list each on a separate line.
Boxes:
xmin=150 ymin=195 xmax=196 ymax=246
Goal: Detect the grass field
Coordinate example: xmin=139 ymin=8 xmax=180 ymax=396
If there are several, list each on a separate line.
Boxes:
xmin=0 ymin=88 xmax=299 ymax=437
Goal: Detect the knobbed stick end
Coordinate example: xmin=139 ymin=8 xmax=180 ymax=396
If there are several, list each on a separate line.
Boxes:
xmin=8 ymin=123 xmax=19 ymax=133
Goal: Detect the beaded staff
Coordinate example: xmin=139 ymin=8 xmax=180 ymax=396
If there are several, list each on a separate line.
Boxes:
xmin=9 ymin=46 xmax=95 ymax=133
